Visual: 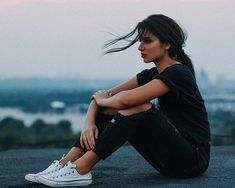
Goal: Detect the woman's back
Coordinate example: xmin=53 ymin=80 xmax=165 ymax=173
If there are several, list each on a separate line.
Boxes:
xmin=137 ymin=64 xmax=211 ymax=146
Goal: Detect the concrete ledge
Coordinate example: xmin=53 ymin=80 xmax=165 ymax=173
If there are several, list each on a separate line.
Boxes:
xmin=0 ymin=145 xmax=235 ymax=187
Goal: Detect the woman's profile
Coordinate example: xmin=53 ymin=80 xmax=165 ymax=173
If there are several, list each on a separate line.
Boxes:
xmin=25 ymin=14 xmax=211 ymax=187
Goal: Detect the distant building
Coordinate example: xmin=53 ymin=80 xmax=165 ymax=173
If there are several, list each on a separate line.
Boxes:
xmin=205 ymin=95 xmax=235 ymax=112
xmin=196 ymin=68 xmax=213 ymax=92
xmin=50 ymin=101 xmax=66 ymax=113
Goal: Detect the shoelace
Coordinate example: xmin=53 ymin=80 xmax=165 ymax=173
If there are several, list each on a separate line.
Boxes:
xmin=39 ymin=154 xmax=65 ymax=175
xmin=51 ymin=162 xmax=76 ymax=179
xmin=50 ymin=167 xmax=64 ymax=178
xmin=41 ymin=161 xmax=60 ymax=174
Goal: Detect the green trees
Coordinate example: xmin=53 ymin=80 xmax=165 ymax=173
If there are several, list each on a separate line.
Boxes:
xmin=0 ymin=117 xmax=79 ymax=150
xmin=0 ymin=117 xmax=26 ymax=149
xmin=208 ymin=109 xmax=235 ymax=145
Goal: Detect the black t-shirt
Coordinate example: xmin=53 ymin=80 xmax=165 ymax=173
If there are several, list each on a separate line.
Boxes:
xmin=136 ymin=64 xmax=211 ymax=145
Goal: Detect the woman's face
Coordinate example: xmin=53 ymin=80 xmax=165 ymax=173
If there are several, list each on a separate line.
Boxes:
xmin=138 ymin=31 xmax=169 ymax=63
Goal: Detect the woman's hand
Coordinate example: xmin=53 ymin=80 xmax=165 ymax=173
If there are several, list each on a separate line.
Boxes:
xmin=80 ymin=123 xmax=99 ymax=151
xmin=92 ymin=90 xmax=112 ymax=105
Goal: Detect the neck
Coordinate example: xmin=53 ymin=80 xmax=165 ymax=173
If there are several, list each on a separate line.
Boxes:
xmin=153 ymin=56 xmax=179 ymax=74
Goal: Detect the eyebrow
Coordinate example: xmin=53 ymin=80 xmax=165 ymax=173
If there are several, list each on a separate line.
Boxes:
xmin=139 ymin=36 xmax=151 ymax=41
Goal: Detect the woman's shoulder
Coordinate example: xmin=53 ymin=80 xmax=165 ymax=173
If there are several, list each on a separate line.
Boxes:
xmin=144 ymin=66 xmax=158 ymax=73
xmin=163 ymin=63 xmax=188 ymax=72
xmin=161 ymin=63 xmax=193 ymax=78
xmin=138 ymin=67 xmax=158 ymax=78
xmin=137 ymin=67 xmax=158 ymax=86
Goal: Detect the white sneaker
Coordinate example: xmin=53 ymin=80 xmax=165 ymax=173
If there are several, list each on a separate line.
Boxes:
xmin=38 ymin=161 xmax=92 ymax=187
xmin=25 ymin=154 xmax=65 ymax=183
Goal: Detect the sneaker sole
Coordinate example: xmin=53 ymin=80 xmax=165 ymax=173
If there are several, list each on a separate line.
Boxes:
xmin=25 ymin=175 xmax=39 ymax=183
xmin=38 ymin=176 xmax=92 ymax=187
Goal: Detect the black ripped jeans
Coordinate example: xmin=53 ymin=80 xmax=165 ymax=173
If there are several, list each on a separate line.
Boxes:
xmin=73 ymin=104 xmax=210 ymax=178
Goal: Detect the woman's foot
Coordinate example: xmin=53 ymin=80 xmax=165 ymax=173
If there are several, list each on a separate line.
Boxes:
xmin=24 ymin=154 xmax=65 ymax=183
xmin=38 ymin=161 xmax=92 ymax=187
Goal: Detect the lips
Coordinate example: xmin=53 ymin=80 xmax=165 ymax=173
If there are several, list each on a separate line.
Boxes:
xmin=141 ymin=53 xmax=146 ymax=58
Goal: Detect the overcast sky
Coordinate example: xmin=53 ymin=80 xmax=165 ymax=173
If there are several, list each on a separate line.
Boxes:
xmin=0 ymin=0 xmax=234 ymax=81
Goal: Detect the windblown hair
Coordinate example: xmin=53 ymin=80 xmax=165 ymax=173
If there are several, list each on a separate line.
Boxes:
xmin=103 ymin=14 xmax=195 ymax=77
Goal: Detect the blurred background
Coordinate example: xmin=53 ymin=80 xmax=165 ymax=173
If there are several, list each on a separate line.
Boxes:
xmin=0 ymin=0 xmax=235 ymax=150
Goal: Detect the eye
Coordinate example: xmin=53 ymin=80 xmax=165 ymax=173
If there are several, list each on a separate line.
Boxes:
xmin=139 ymin=37 xmax=152 ymax=43
xmin=144 ymin=38 xmax=152 ymax=43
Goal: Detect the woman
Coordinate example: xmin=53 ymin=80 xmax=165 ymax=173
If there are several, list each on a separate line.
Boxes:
xmin=25 ymin=14 xmax=211 ymax=187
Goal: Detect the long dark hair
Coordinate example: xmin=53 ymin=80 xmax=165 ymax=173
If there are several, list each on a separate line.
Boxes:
xmin=103 ymin=14 xmax=195 ymax=77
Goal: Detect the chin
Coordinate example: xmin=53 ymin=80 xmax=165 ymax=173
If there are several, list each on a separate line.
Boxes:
xmin=143 ymin=59 xmax=152 ymax=63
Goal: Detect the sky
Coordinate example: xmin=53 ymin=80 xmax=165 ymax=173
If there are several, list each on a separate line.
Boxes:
xmin=0 ymin=0 xmax=234 ymax=81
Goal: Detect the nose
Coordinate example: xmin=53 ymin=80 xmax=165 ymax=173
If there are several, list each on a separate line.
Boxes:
xmin=138 ymin=42 xmax=144 ymax=51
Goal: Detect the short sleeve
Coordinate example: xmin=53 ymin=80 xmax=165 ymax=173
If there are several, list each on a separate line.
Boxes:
xmin=136 ymin=69 xmax=149 ymax=86
xmin=154 ymin=68 xmax=178 ymax=90
xmin=154 ymin=64 xmax=189 ymax=96
xmin=136 ymin=67 xmax=158 ymax=86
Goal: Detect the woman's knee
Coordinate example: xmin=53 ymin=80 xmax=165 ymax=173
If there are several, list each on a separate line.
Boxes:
xmin=95 ymin=113 xmax=113 ymax=129
xmin=99 ymin=107 xmax=117 ymax=115
xmin=118 ymin=102 xmax=152 ymax=116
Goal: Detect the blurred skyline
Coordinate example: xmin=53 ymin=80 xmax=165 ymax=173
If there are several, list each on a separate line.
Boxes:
xmin=0 ymin=0 xmax=234 ymax=81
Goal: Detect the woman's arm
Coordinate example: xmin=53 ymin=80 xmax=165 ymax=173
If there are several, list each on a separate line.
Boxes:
xmin=84 ymin=100 xmax=100 ymax=124
xmin=106 ymin=76 xmax=139 ymax=96
xmin=80 ymin=76 xmax=139 ymax=150
xmin=93 ymin=79 xmax=170 ymax=109
xmin=86 ymin=76 xmax=139 ymax=119
xmin=80 ymin=100 xmax=100 ymax=150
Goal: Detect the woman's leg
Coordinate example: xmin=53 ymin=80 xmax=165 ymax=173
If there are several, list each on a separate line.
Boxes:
xmin=59 ymin=147 xmax=85 ymax=166
xmin=128 ymin=105 xmax=203 ymax=178
xmin=71 ymin=103 xmax=153 ymax=174
xmin=60 ymin=108 xmax=116 ymax=166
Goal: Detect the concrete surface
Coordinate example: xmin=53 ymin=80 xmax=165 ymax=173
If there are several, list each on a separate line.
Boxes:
xmin=0 ymin=145 xmax=235 ymax=188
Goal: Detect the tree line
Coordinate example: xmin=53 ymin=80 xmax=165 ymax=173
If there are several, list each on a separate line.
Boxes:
xmin=0 ymin=89 xmax=95 ymax=113
xmin=0 ymin=117 xmax=80 ymax=151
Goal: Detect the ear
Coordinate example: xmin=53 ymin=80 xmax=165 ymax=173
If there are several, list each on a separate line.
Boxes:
xmin=164 ymin=42 xmax=171 ymax=50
